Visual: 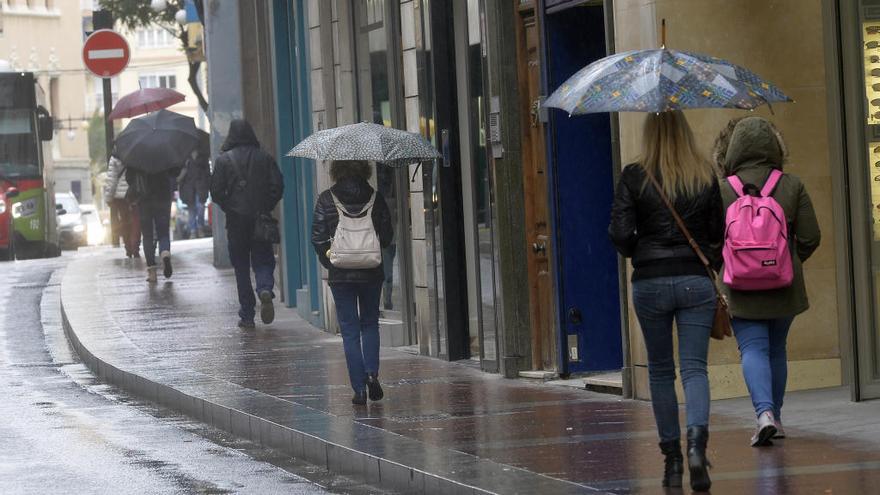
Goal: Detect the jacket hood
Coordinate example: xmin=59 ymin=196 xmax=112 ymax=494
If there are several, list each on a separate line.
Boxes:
xmin=722 ymin=117 xmax=784 ymax=175
xmin=221 ymin=119 xmax=260 ymax=152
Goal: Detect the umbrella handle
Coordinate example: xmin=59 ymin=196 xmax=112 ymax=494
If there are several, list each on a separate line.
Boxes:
xmin=661 ymin=19 xmax=667 ymax=49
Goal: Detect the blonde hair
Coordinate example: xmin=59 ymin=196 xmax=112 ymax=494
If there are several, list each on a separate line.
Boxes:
xmin=640 ymin=111 xmax=714 ymax=200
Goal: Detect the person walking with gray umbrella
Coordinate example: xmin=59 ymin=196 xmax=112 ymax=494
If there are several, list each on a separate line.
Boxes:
xmin=290 ymin=121 xmax=439 ymax=405
xmin=115 ymin=109 xmax=201 ymax=283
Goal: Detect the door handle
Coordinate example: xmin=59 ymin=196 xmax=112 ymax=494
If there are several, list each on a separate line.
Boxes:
xmin=532 ymin=242 xmax=546 ymax=254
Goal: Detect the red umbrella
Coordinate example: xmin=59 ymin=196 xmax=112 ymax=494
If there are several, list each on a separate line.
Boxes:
xmin=108 ymin=88 xmax=186 ymax=120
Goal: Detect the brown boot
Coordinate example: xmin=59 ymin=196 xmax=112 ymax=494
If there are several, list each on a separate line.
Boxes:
xmin=146 ymin=266 xmax=158 ymax=283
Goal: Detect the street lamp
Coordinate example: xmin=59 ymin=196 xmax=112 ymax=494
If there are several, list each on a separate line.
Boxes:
xmin=150 ymin=0 xmax=167 ymax=12
xmin=175 ymin=9 xmax=187 ymax=26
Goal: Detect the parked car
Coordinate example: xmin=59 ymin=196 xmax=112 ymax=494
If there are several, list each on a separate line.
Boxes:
xmin=79 ymin=203 xmax=108 ymax=246
xmin=55 ymin=192 xmax=86 ymax=250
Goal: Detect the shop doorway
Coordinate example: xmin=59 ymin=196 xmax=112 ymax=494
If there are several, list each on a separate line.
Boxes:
xmin=452 ymin=0 xmax=500 ymax=373
xmin=544 ymin=3 xmax=622 ymax=374
xmin=516 ymin=1 xmax=557 ymax=372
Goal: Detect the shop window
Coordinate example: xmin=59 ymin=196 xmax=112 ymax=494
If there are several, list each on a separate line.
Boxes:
xmin=353 ymin=0 xmax=412 ymax=341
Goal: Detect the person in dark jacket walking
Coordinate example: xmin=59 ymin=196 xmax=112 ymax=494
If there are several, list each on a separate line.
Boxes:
xmin=609 ymin=111 xmax=723 ymax=492
xmin=126 ymin=165 xmax=178 ymax=283
xmin=179 ymin=148 xmax=211 ymax=238
xmin=311 ymin=160 xmax=393 ymax=406
xmin=210 ymin=120 xmax=284 ymax=330
xmin=717 ymin=117 xmax=820 ymax=447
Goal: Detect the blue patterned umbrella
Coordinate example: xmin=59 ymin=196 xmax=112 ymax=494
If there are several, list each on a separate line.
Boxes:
xmin=544 ymin=49 xmax=792 ymax=115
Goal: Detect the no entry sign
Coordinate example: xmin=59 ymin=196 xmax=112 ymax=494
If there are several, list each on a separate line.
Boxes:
xmin=82 ymin=29 xmax=130 ymax=78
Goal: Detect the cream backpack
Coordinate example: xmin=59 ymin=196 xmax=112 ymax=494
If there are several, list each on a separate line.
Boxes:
xmin=328 ymin=192 xmax=382 ymax=269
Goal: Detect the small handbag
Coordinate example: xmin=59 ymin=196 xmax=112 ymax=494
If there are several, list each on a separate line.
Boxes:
xmin=646 ymin=171 xmax=733 ymax=340
xmin=253 ymin=212 xmax=281 ymax=244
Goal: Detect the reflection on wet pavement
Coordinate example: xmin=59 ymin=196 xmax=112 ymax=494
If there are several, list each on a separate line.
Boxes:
xmin=69 ymin=240 xmax=880 ymax=494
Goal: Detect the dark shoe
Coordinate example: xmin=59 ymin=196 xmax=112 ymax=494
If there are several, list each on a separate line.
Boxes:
xmin=238 ymin=319 xmax=255 ymax=330
xmin=161 ymin=251 xmax=172 ymax=278
xmin=259 ymin=291 xmax=275 ymax=324
xmin=352 ymin=390 xmax=367 ymax=406
xmin=659 ymin=440 xmax=683 ymax=488
xmin=687 ymin=426 xmax=712 ymax=492
xmin=366 ymin=373 xmax=384 ymax=402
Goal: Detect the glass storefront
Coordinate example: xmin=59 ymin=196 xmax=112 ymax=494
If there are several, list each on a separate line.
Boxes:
xmin=453 ymin=0 xmax=500 ymax=370
xmin=352 ymin=0 xmax=414 ymax=345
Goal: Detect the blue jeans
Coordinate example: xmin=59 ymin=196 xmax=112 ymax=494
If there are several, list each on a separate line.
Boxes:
xmin=227 ymin=215 xmax=276 ymax=322
xmin=632 ymin=275 xmax=715 ymax=442
xmin=139 ymin=199 xmax=171 ymax=267
xmin=330 ymin=281 xmax=382 ymax=393
xmin=732 ymin=317 xmax=794 ymax=420
xmin=188 ymin=200 xmax=206 ymax=234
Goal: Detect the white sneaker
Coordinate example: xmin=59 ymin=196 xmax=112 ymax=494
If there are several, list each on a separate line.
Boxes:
xmin=750 ymin=411 xmax=777 ymax=447
xmin=146 ymin=266 xmax=158 ymax=283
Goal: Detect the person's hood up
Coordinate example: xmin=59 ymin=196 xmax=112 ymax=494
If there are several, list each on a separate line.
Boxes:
xmin=722 ymin=116 xmax=784 ymax=175
xmin=221 ymin=119 xmax=260 ymax=152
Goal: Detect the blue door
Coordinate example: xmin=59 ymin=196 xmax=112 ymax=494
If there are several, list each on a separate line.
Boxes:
xmin=545 ymin=5 xmax=622 ymax=374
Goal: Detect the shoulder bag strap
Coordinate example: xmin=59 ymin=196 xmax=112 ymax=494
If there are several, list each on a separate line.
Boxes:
xmin=644 ymin=170 xmax=723 ymax=295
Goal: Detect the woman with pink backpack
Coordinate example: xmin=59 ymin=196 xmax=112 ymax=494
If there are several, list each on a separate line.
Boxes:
xmin=718 ymin=117 xmax=821 ymax=447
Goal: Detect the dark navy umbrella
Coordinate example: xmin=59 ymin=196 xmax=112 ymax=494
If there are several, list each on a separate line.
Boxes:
xmin=115 ymin=110 xmax=201 ymax=173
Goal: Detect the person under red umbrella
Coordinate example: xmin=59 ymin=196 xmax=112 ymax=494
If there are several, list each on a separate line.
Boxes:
xmin=108 ymin=88 xmax=185 ymax=121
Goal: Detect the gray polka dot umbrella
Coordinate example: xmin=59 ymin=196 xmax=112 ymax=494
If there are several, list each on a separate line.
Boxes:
xmin=287 ymin=122 xmax=440 ymax=167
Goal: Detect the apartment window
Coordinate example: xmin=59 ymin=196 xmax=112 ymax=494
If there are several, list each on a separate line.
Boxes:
xmin=138 ymin=73 xmax=176 ymax=90
xmin=136 ymin=27 xmax=175 ymax=49
xmin=91 ymin=76 xmax=119 ymax=112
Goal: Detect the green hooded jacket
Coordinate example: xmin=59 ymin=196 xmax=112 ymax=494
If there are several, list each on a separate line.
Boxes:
xmin=720 ymin=117 xmax=821 ymax=320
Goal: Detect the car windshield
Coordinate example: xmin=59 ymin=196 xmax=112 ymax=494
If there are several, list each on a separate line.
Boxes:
xmin=0 ymin=109 xmax=39 ymax=179
xmin=57 ymin=195 xmax=80 ymax=214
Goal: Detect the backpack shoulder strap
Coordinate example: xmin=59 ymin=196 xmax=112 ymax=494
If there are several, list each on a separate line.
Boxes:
xmin=361 ymin=191 xmax=376 ymax=214
xmin=727 ymin=175 xmax=746 ymax=198
xmin=330 ymin=192 xmax=350 ymax=216
xmin=760 ymin=169 xmax=784 ymax=198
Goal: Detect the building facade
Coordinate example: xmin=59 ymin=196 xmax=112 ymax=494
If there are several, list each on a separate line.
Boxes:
xmin=0 ymin=0 xmax=93 ymax=203
xmin=205 ymin=0 xmax=880 ymax=403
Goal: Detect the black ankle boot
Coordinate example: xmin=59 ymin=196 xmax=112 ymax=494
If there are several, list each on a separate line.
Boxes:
xmin=351 ymin=390 xmax=367 ymax=405
xmin=366 ymin=373 xmax=384 ymax=402
xmin=687 ymin=426 xmax=712 ymax=492
xmin=659 ymin=440 xmax=683 ymax=488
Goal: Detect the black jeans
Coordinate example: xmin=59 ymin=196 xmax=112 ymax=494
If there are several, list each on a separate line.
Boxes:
xmin=139 ymin=198 xmax=171 ymax=267
xmin=227 ymin=214 xmax=276 ymax=322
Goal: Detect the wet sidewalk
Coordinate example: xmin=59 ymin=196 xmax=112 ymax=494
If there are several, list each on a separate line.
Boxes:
xmin=62 ymin=240 xmax=880 ymax=494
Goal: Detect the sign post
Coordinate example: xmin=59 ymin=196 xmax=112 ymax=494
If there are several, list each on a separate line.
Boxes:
xmin=82 ymin=27 xmax=130 ymax=163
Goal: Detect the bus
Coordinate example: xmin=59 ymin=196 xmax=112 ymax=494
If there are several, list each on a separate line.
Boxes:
xmin=0 ymin=70 xmax=59 ymax=260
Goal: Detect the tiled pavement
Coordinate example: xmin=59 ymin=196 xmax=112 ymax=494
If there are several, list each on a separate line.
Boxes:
xmin=61 ymin=240 xmax=880 ymax=494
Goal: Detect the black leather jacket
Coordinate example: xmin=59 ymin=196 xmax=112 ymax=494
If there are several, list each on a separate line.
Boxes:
xmin=311 ymin=177 xmax=394 ymax=285
xmin=608 ymin=164 xmax=723 ymax=281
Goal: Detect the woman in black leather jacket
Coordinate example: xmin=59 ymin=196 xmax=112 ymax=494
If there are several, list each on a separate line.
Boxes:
xmin=311 ymin=160 xmax=393 ymax=406
xmin=608 ymin=111 xmax=723 ymax=492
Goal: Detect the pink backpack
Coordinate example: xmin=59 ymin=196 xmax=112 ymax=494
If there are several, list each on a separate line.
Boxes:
xmin=722 ymin=169 xmax=793 ymax=291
